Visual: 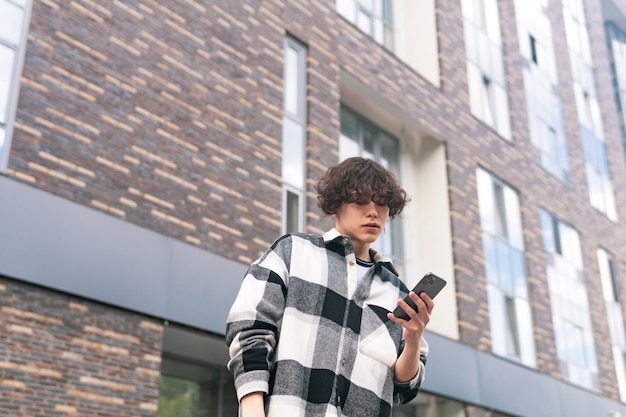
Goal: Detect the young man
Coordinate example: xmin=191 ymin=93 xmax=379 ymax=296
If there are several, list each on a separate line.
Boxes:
xmin=226 ymin=157 xmax=434 ymax=417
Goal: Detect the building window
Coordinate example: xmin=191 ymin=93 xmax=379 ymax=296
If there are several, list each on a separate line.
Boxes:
xmin=540 ymin=210 xmax=599 ymax=390
xmin=462 ymin=0 xmax=511 ymax=139
xmin=598 ymin=248 xmax=626 ymax=402
xmin=339 ymin=106 xmax=404 ymax=271
xmin=158 ymin=357 xmax=236 ymax=417
xmin=515 ymin=0 xmax=569 ymax=182
xmin=476 ymin=168 xmax=536 ymax=366
xmin=606 ymin=22 xmax=626 ymax=165
xmin=337 ymin=0 xmax=441 ymax=87
xmin=393 ymin=392 xmax=465 ymax=416
xmin=563 ymin=0 xmax=617 ymax=221
xmin=336 ymin=0 xmax=394 ymax=50
xmin=157 ymin=326 xmax=238 ymax=417
xmin=281 ymin=36 xmax=307 ymax=234
xmin=0 ymin=0 xmax=30 ymax=170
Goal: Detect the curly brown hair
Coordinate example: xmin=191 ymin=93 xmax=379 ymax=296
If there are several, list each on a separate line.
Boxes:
xmin=315 ymin=157 xmax=409 ymax=219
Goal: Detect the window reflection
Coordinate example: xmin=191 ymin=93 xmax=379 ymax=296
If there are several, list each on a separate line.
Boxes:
xmin=477 ymin=168 xmax=535 ymax=366
xmin=157 ymin=356 xmax=238 ymax=417
xmin=542 ymin=210 xmax=599 ymax=389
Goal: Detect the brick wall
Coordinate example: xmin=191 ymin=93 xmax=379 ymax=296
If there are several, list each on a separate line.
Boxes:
xmin=0 ymin=276 xmax=163 ymax=416
xmin=5 ymin=0 xmax=626 ymax=404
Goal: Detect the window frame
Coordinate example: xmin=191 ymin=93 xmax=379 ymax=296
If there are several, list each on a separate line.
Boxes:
xmin=336 ymin=0 xmax=395 ymax=51
xmin=476 ymin=167 xmax=536 ymax=366
xmin=281 ymin=35 xmax=307 ymax=235
xmin=540 ymin=209 xmax=599 ymax=390
xmin=606 ymin=22 xmax=626 ymax=166
xmin=597 ymin=248 xmax=626 ymax=402
xmin=0 ymin=0 xmax=32 ymax=171
xmin=461 ymin=0 xmax=511 ymax=140
xmin=562 ymin=0 xmax=617 ymax=221
xmin=515 ymin=0 xmax=570 ymax=182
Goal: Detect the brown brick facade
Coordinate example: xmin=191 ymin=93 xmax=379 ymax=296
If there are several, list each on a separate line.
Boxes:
xmin=4 ymin=0 xmax=626 ymax=407
xmin=0 ymin=276 xmax=163 ymax=416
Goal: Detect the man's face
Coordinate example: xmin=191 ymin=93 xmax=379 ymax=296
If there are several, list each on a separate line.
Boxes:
xmin=334 ymin=199 xmax=389 ymax=251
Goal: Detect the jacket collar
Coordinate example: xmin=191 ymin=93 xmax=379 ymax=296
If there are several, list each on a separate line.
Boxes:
xmin=322 ymin=228 xmax=398 ymax=276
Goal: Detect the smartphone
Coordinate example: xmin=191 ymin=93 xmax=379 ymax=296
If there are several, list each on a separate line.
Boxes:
xmin=393 ymin=272 xmax=447 ymax=320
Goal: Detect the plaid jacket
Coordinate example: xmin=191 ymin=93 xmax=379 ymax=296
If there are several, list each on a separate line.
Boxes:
xmin=225 ymin=229 xmax=428 ymax=417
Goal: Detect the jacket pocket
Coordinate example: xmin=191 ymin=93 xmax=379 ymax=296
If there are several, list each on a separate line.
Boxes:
xmin=358 ymin=305 xmax=401 ymax=368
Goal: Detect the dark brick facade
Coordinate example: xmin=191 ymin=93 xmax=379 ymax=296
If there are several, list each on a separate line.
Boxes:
xmin=0 ymin=276 xmax=163 ymax=416
xmin=3 ymin=0 xmax=626 ymax=408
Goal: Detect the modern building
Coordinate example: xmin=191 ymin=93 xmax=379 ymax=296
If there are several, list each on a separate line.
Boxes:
xmin=1 ymin=0 xmax=626 ymax=416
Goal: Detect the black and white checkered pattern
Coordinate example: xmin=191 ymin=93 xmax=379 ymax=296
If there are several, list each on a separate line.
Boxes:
xmin=226 ymin=229 xmax=428 ymax=417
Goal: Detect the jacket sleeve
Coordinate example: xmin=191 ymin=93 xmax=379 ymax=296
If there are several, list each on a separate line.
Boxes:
xmin=393 ymin=336 xmax=429 ymax=405
xmin=225 ymin=235 xmax=291 ymax=401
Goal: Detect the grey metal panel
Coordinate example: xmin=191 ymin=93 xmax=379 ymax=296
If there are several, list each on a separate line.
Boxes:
xmin=476 ymin=350 xmax=561 ymax=417
xmin=558 ymin=381 xmax=624 ymax=417
xmin=421 ymin=331 xmax=626 ymax=417
xmin=0 ymin=176 xmax=171 ymax=315
xmin=168 ymin=239 xmax=245 ymax=332
xmin=421 ymin=332 xmax=482 ymax=405
xmin=0 ymin=175 xmax=245 ymax=334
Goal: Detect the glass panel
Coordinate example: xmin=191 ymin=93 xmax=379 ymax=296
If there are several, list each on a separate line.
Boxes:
xmin=493 ymin=182 xmax=507 ymax=238
xmin=339 ymin=134 xmax=360 ymax=160
xmin=496 ymin=238 xmax=513 ymax=293
xmin=505 ymin=295 xmax=521 ymax=357
xmin=484 ymin=0 xmax=501 ymax=45
xmin=480 ymin=76 xmax=495 ymax=127
xmin=379 ymin=132 xmax=398 ymax=172
xmin=503 ymin=185 xmax=522 ymax=249
xmin=157 ymin=375 xmax=199 ymax=417
xmin=517 ymin=299 xmax=537 ymax=366
xmin=340 ymin=107 xmax=358 ymax=140
xmin=285 ymin=189 xmax=301 ymax=234
xmin=281 ymin=117 xmax=305 ymax=188
xmin=490 ymin=42 xmax=505 ymax=84
xmin=467 ymin=62 xmax=483 ymax=118
xmin=597 ymin=249 xmax=616 ymax=302
xmin=336 ymin=0 xmax=356 ymax=21
xmin=158 ymin=356 xmax=238 ymax=417
xmin=488 ymin=284 xmax=507 ymax=355
xmin=356 ymin=8 xmax=372 ymax=35
xmin=464 ymin=21 xmax=478 ymax=64
xmin=283 ymin=44 xmax=299 ymax=116
xmin=362 ymin=123 xmax=375 ymax=159
xmin=0 ymin=0 xmax=25 ymax=46
xmin=461 ymin=0 xmax=477 ymax=23
xmin=483 ymin=233 xmax=498 ymax=284
xmin=372 ymin=11 xmax=384 ymax=44
xmin=0 ymin=45 xmax=17 ymax=124
xmin=511 ymin=249 xmax=527 ymax=298
xmin=476 ymin=168 xmax=495 ymax=232
xmin=493 ymin=84 xmax=511 ymax=139
xmin=476 ymin=31 xmax=491 ymax=74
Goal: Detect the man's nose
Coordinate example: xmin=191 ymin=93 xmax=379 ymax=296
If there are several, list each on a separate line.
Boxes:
xmin=365 ymin=201 xmax=378 ymax=217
